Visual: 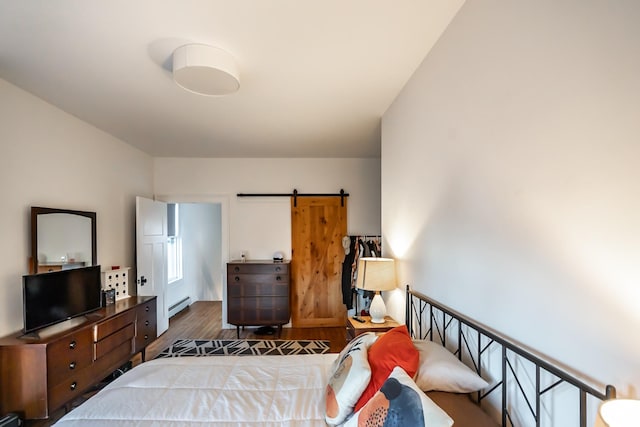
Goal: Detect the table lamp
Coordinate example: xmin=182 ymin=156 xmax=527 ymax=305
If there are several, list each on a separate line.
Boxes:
xmin=595 ymin=399 xmax=640 ymax=427
xmin=355 ymin=257 xmax=396 ymax=323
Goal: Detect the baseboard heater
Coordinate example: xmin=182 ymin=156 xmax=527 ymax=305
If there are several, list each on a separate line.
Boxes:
xmin=168 ymin=297 xmax=191 ymax=318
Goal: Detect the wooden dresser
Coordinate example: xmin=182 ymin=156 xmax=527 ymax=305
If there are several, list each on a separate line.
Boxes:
xmin=0 ymin=296 xmax=157 ymax=421
xmin=227 ymin=260 xmax=290 ymax=337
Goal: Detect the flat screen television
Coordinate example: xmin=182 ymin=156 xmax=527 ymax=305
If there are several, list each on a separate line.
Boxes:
xmin=23 ymin=265 xmax=102 ymax=334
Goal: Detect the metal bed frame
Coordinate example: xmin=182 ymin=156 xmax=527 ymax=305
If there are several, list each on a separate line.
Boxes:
xmin=405 ymin=286 xmax=615 ymax=427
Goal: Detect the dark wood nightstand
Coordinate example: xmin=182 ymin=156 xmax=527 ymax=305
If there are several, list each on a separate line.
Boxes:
xmin=346 ymin=315 xmax=400 ymax=341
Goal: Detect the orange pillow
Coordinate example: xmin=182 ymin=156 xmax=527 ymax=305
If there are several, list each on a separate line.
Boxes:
xmin=354 ymin=325 xmax=420 ymax=411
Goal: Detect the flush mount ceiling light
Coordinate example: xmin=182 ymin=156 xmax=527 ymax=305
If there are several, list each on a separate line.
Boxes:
xmin=172 ymin=44 xmax=240 ymax=96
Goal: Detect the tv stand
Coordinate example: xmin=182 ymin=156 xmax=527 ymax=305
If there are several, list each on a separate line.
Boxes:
xmin=0 ymin=296 xmax=157 ymax=420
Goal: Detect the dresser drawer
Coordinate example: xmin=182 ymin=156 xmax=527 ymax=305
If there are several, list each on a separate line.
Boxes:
xmin=135 ymin=302 xmax=157 ymax=351
xmin=135 ymin=324 xmax=156 ymax=349
xmin=95 ymin=323 xmax=135 ymax=360
xmin=228 ymin=278 xmax=289 ymax=297
xmin=228 ymin=296 xmax=289 ymax=324
xmin=93 ymin=339 xmax=134 ymax=378
xmin=94 ymin=310 xmax=136 ymax=341
xmin=48 ymin=365 xmax=95 ymax=411
xmin=227 ymin=263 xmax=289 ymax=275
xmin=47 ymin=329 xmax=93 ymax=386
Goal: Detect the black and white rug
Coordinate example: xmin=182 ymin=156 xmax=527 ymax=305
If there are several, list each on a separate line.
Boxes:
xmin=156 ymin=339 xmax=331 ymax=358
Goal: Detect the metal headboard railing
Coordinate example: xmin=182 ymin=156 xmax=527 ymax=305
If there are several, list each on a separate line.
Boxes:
xmin=405 ymin=286 xmax=615 ymax=427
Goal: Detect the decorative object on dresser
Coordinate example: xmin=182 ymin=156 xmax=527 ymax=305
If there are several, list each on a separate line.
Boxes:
xmin=346 ymin=315 xmax=400 ymax=341
xmin=102 ymin=288 xmax=116 ymax=306
xmin=227 ymin=260 xmax=290 ymax=338
xmin=101 ymin=266 xmax=131 ymax=300
xmin=355 ymin=257 xmax=396 ymax=323
xmin=0 ymin=296 xmax=157 ymax=421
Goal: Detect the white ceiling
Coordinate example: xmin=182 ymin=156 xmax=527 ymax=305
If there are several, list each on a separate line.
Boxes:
xmin=0 ymin=1 xmax=463 ymax=158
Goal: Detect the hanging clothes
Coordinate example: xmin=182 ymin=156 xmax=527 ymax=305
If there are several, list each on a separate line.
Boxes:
xmin=341 ymin=236 xmax=357 ymax=308
xmin=340 ymin=235 xmax=381 ymax=309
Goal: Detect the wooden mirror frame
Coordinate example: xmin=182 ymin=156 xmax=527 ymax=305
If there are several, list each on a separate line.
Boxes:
xmin=30 ymin=207 xmax=97 ymax=274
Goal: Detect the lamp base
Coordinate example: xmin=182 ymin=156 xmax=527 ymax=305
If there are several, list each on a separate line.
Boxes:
xmin=369 ymin=293 xmax=387 ymax=324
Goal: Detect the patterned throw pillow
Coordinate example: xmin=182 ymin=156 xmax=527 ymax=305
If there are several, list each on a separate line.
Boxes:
xmin=325 ymin=333 xmax=379 ymax=426
xmin=355 ymin=325 xmax=420 ymax=411
xmin=343 ymin=366 xmax=454 ymax=427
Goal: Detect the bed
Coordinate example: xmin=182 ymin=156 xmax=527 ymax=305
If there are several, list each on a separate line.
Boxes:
xmin=54 ymin=354 xmax=334 ymax=426
xmin=54 ymin=287 xmax=614 ymax=426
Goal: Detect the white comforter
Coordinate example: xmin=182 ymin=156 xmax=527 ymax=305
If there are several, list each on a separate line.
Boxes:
xmin=54 ymin=353 xmax=338 ymax=426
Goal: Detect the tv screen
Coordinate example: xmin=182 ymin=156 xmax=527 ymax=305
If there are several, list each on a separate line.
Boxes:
xmin=23 ymin=265 xmax=102 ymax=334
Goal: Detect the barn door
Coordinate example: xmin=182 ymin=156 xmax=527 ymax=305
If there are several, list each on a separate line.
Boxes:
xmin=291 ymin=196 xmax=347 ymax=327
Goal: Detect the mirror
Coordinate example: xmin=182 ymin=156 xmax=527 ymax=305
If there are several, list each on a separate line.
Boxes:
xmin=30 ymin=207 xmax=97 ymax=274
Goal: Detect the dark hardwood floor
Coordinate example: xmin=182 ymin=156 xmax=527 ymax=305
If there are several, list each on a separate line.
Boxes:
xmin=31 ymin=301 xmax=347 ymax=426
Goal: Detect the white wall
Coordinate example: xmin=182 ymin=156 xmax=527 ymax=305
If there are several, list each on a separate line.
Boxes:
xmin=382 ymin=0 xmax=640 ymax=400
xmin=154 ymin=157 xmax=382 ymax=260
xmin=166 ymin=203 xmax=223 ymax=308
xmin=0 ymin=78 xmax=153 ymax=336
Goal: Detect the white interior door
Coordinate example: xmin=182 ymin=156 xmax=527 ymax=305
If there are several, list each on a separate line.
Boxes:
xmin=136 ymin=196 xmax=169 ymax=335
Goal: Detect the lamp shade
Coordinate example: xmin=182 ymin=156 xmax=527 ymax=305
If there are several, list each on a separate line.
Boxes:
xmin=172 ymin=44 xmax=240 ymax=96
xmin=355 ymin=258 xmax=396 ymax=292
xmin=596 ymin=399 xmax=640 ymax=427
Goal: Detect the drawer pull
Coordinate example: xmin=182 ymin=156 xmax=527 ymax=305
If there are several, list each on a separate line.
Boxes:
xmin=145 ymin=320 xmax=150 ymax=326
xmin=144 ymin=334 xmax=149 ymax=340
xmin=70 ymin=381 xmax=77 ymax=391
xmin=276 ymin=276 xmax=282 ymax=281
xmin=69 ymin=340 xmax=76 ymax=350
xmin=275 ymin=266 xmax=281 ymax=272
xmin=234 ymin=267 xmax=240 ymax=273
xmin=234 ymin=276 xmax=240 ymax=282
xmin=145 ymin=306 xmax=150 ymax=312
xmin=69 ymin=361 xmax=76 ymax=370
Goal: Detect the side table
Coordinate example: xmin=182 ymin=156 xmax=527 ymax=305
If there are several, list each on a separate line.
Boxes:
xmin=346 ymin=315 xmax=400 ymax=341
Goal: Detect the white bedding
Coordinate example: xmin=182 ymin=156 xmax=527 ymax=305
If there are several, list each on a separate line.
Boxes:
xmin=54 ymin=354 xmax=338 ymax=426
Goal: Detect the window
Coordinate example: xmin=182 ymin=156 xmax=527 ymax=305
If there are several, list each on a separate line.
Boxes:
xmin=167 ymin=204 xmax=183 ymax=283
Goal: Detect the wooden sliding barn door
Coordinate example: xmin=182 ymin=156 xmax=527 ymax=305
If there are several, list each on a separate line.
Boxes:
xmin=291 ymin=197 xmax=347 ymax=327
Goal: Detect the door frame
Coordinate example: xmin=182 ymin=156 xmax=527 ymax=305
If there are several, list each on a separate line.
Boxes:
xmin=154 ymin=194 xmax=231 ymax=328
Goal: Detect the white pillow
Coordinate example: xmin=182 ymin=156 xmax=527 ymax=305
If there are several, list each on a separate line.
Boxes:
xmin=325 ymin=333 xmax=378 ymax=426
xmin=343 ymin=366 xmax=454 ymax=427
xmin=413 ymin=340 xmax=488 ymax=393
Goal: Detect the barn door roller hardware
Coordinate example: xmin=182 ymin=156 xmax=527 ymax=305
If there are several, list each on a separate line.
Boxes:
xmin=237 ymin=189 xmax=349 ymax=207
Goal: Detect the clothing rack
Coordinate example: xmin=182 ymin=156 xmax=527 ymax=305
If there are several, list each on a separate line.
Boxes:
xmin=237 ymin=189 xmax=348 ymax=207
xmin=342 ymin=235 xmax=382 ymax=314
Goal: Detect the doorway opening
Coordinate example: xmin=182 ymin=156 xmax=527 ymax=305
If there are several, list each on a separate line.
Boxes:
xmin=156 ymin=195 xmax=229 ymax=327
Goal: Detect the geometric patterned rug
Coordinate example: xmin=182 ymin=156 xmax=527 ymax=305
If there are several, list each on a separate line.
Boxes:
xmin=155 ymin=339 xmax=331 ymax=358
